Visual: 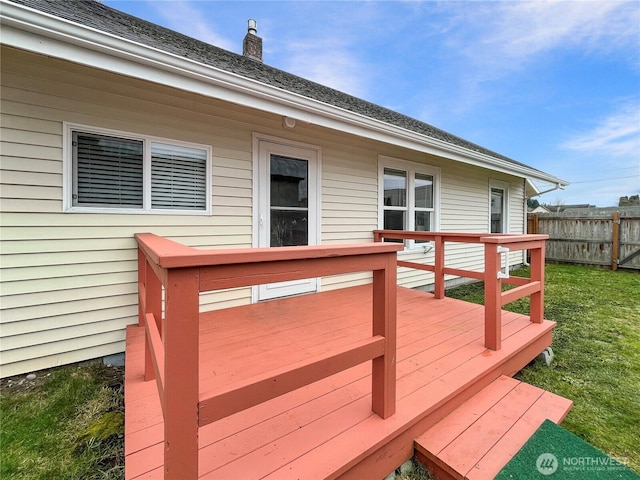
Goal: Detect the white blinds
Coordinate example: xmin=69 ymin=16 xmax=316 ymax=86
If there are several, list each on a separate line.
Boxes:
xmin=73 ymin=132 xmax=143 ymax=207
xmin=72 ymin=130 xmax=208 ymax=211
xmin=151 ymin=143 xmax=207 ymax=210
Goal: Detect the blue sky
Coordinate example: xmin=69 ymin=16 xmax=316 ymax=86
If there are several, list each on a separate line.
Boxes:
xmin=103 ymin=0 xmax=640 ymax=207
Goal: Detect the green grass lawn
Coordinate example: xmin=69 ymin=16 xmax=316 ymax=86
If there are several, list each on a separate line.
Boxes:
xmin=446 ymin=263 xmax=640 ymax=474
xmin=0 ymin=361 xmax=124 ymax=480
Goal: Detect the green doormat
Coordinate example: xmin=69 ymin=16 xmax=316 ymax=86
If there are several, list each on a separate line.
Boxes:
xmin=496 ymin=420 xmax=639 ymax=479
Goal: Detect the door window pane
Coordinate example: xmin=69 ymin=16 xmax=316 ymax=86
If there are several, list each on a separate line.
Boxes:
xmin=271 ymin=210 xmax=308 ymax=247
xmin=271 ymin=155 xmax=308 ymax=208
xmin=270 ymin=155 xmax=309 ymax=247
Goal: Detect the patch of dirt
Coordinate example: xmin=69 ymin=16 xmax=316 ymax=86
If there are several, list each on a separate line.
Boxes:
xmin=0 ymin=360 xmax=124 ymax=397
xmin=0 ymin=369 xmax=53 ymax=396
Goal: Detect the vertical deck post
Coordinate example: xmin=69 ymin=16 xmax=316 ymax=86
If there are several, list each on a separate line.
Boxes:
xmin=529 ymin=242 xmax=545 ymax=324
xmin=434 ymin=235 xmax=445 ymax=299
xmin=484 ymin=243 xmax=502 ymax=351
xmin=371 ymin=252 xmax=397 ymax=419
xmin=164 ymin=268 xmax=200 ymax=480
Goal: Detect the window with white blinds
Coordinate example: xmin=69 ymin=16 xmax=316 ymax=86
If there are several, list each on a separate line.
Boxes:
xmin=151 ymin=143 xmax=207 ymax=210
xmin=73 ymin=132 xmax=144 ymax=207
xmin=68 ymin=126 xmax=210 ymax=213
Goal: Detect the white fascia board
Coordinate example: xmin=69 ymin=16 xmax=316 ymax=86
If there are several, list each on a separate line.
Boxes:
xmin=0 ymin=0 xmax=567 ymax=186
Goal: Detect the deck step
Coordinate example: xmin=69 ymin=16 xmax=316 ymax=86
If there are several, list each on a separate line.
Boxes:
xmin=414 ymin=375 xmax=573 ymax=480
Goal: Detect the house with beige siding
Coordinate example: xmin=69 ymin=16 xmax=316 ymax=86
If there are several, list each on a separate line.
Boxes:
xmin=0 ymin=0 xmax=567 ymax=378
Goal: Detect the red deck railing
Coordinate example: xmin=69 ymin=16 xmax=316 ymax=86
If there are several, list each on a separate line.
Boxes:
xmin=135 ymin=233 xmax=402 ymax=479
xmin=373 ymin=230 xmax=548 ymax=351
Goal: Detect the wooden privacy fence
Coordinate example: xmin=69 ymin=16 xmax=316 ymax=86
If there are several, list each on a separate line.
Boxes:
xmin=373 ymin=230 xmax=548 ymax=351
xmin=528 ymin=209 xmax=640 ymax=270
xmin=135 ymin=233 xmax=402 ymax=479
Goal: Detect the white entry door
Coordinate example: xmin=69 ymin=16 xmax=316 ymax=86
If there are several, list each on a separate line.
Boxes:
xmin=253 ymin=135 xmax=321 ymax=301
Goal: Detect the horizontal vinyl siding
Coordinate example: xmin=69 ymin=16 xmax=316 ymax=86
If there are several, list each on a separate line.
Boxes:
xmin=320 ymin=140 xmax=378 ymax=289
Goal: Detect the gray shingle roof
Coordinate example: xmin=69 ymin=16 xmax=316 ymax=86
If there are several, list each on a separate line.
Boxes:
xmin=10 ymin=0 xmax=544 ymax=173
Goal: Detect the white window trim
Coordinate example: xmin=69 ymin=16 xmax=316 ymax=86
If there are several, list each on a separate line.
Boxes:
xmin=63 ymin=122 xmax=212 ymax=215
xmin=378 ymin=155 xmax=441 ymax=253
xmin=489 ymin=179 xmax=510 ymax=233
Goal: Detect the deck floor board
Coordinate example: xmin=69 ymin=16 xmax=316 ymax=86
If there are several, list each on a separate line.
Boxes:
xmin=125 ymin=285 xmax=556 ymax=479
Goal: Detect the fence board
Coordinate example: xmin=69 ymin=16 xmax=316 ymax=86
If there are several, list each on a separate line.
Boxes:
xmin=528 ymin=208 xmax=640 ymax=270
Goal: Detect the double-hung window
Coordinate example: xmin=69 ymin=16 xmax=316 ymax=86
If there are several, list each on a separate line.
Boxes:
xmin=65 ymin=124 xmax=211 ymax=214
xmin=378 ymin=156 xmax=440 ymax=248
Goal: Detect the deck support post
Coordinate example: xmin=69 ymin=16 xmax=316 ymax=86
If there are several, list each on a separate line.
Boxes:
xmin=484 ymin=243 xmax=502 ymax=351
xmin=529 ymin=243 xmax=545 ymax=324
xmin=372 ymin=253 xmax=397 ymax=419
xmin=164 ymin=268 xmax=200 ymax=480
xmin=434 ymin=236 xmax=445 ymax=299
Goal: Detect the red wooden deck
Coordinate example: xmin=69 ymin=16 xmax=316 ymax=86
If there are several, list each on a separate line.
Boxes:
xmin=125 ymin=284 xmax=556 ymax=479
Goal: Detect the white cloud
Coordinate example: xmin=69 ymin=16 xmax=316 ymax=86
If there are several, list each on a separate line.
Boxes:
xmin=453 ymin=1 xmax=640 ymax=76
xmin=562 ymin=99 xmax=640 ymax=157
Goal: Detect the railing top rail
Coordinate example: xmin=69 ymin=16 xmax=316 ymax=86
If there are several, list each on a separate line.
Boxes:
xmin=373 ymin=230 xmax=548 ymax=244
xmin=135 ymin=233 xmax=403 ymax=269
xmin=374 ymin=230 xmax=483 ymax=240
xmin=480 ymin=234 xmax=549 ymax=244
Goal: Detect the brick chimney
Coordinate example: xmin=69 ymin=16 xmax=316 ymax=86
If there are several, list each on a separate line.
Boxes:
xmin=243 ymin=19 xmax=262 ymax=62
